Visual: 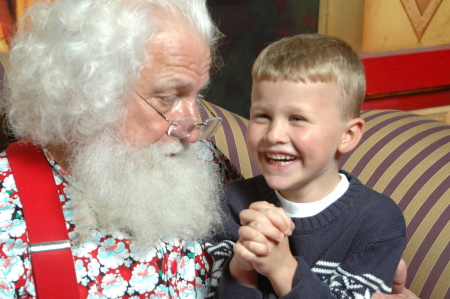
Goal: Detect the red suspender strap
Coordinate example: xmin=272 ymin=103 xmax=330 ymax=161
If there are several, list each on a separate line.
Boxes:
xmin=6 ymin=141 xmax=80 ymax=299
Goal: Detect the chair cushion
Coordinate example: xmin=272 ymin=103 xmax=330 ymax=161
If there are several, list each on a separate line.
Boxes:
xmin=341 ymin=110 xmax=450 ymax=299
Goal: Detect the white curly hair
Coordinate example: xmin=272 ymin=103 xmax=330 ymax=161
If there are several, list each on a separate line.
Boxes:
xmin=2 ymin=0 xmax=221 ymax=146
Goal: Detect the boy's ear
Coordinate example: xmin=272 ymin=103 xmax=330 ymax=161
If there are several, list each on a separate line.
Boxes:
xmin=338 ymin=118 xmax=365 ymax=154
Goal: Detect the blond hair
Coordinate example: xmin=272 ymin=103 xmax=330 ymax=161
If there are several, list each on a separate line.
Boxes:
xmin=252 ymin=34 xmax=365 ymax=120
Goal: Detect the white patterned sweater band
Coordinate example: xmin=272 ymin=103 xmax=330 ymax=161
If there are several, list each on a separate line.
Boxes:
xmin=28 ymin=240 xmax=71 ymax=253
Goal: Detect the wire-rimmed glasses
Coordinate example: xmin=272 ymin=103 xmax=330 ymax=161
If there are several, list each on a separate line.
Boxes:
xmin=132 ymin=90 xmax=222 ymax=140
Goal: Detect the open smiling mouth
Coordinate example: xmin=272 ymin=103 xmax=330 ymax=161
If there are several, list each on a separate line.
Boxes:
xmin=266 ymin=153 xmax=296 ymax=166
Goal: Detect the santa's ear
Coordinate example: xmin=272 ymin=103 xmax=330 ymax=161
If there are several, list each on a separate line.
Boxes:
xmin=338 ymin=118 xmax=365 ymax=154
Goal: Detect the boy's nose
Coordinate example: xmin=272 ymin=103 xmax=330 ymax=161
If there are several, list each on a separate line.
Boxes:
xmin=266 ymin=121 xmax=289 ymax=144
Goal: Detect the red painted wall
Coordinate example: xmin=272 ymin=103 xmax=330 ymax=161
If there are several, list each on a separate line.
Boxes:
xmin=360 ymin=44 xmax=450 ymax=111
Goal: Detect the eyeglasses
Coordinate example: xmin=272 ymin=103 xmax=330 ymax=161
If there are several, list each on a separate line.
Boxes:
xmin=133 ymin=90 xmax=222 ymax=140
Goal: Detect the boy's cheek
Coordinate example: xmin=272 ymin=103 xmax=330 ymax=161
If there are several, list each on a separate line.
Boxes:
xmin=246 ymin=129 xmax=260 ymax=155
xmin=247 ymin=127 xmax=262 ymax=147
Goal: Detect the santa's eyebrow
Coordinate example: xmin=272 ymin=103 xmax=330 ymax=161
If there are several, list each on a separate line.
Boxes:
xmin=153 ymin=80 xmax=194 ymax=91
xmin=154 ymin=74 xmax=210 ymax=92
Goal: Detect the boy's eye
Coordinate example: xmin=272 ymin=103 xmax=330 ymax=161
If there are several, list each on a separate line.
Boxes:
xmin=254 ymin=114 xmax=270 ymax=119
xmin=250 ymin=113 xmax=271 ymax=124
xmin=291 ymin=116 xmax=305 ymax=122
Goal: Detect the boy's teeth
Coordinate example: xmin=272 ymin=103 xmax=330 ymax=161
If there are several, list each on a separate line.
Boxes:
xmin=267 ymin=153 xmax=295 ymax=165
xmin=267 ymin=153 xmax=295 ymax=160
xmin=268 ymin=159 xmax=293 ymax=166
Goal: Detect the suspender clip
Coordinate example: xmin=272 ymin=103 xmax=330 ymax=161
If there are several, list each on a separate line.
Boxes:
xmin=28 ymin=240 xmax=71 ymax=254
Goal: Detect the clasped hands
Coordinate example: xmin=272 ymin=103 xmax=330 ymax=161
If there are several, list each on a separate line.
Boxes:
xmin=229 ymin=201 xmax=419 ymax=299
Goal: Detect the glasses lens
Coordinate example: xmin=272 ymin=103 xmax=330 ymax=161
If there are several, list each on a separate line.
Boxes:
xmin=200 ymin=117 xmax=222 ymax=139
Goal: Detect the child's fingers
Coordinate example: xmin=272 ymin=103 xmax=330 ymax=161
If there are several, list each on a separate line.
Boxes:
xmin=238 ymin=224 xmax=283 ymax=244
xmin=248 ymin=201 xmax=294 ymax=236
xmin=239 ymin=239 xmax=271 ymax=256
xmin=239 ymin=208 xmax=272 ymax=226
xmin=233 ymin=240 xmax=257 ymax=262
xmin=245 ymin=219 xmax=285 ymax=242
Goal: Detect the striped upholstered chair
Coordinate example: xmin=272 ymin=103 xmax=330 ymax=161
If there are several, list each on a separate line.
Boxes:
xmin=200 ymin=104 xmax=449 ymax=299
xmin=1 ymin=53 xmax=449 ymax=298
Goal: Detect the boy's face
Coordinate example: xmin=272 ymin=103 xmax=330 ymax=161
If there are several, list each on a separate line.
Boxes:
xmin=248 ymin=80 xmax=349 ymax=202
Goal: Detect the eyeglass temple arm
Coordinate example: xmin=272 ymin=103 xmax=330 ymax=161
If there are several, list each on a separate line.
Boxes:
xmin=132 ymin=89 xmax=178 ymax=126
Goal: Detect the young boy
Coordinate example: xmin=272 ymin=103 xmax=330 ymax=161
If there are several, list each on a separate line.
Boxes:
xmin=211 ymin=34 xmax=406 ymax=298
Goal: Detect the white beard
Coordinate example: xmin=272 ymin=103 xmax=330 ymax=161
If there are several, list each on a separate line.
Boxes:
xmin=67 ymin=133 xmax=223 ymax=247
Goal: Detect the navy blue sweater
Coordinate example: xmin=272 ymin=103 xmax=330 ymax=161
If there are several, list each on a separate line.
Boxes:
xmin=207 ymin=171 xmax=406 ymax=298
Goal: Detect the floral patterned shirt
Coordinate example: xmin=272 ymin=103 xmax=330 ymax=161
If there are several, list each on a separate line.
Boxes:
xmin=0 ymin=140 xmax=242 ymax=299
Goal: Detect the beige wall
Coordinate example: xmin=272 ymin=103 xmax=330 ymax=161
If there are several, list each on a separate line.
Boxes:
xmin=319 ymin=0 xmax=450 ymax=53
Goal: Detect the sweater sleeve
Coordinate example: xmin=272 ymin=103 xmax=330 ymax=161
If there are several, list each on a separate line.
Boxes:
xmin=282 ymin=237 xmax=406 ymax=298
